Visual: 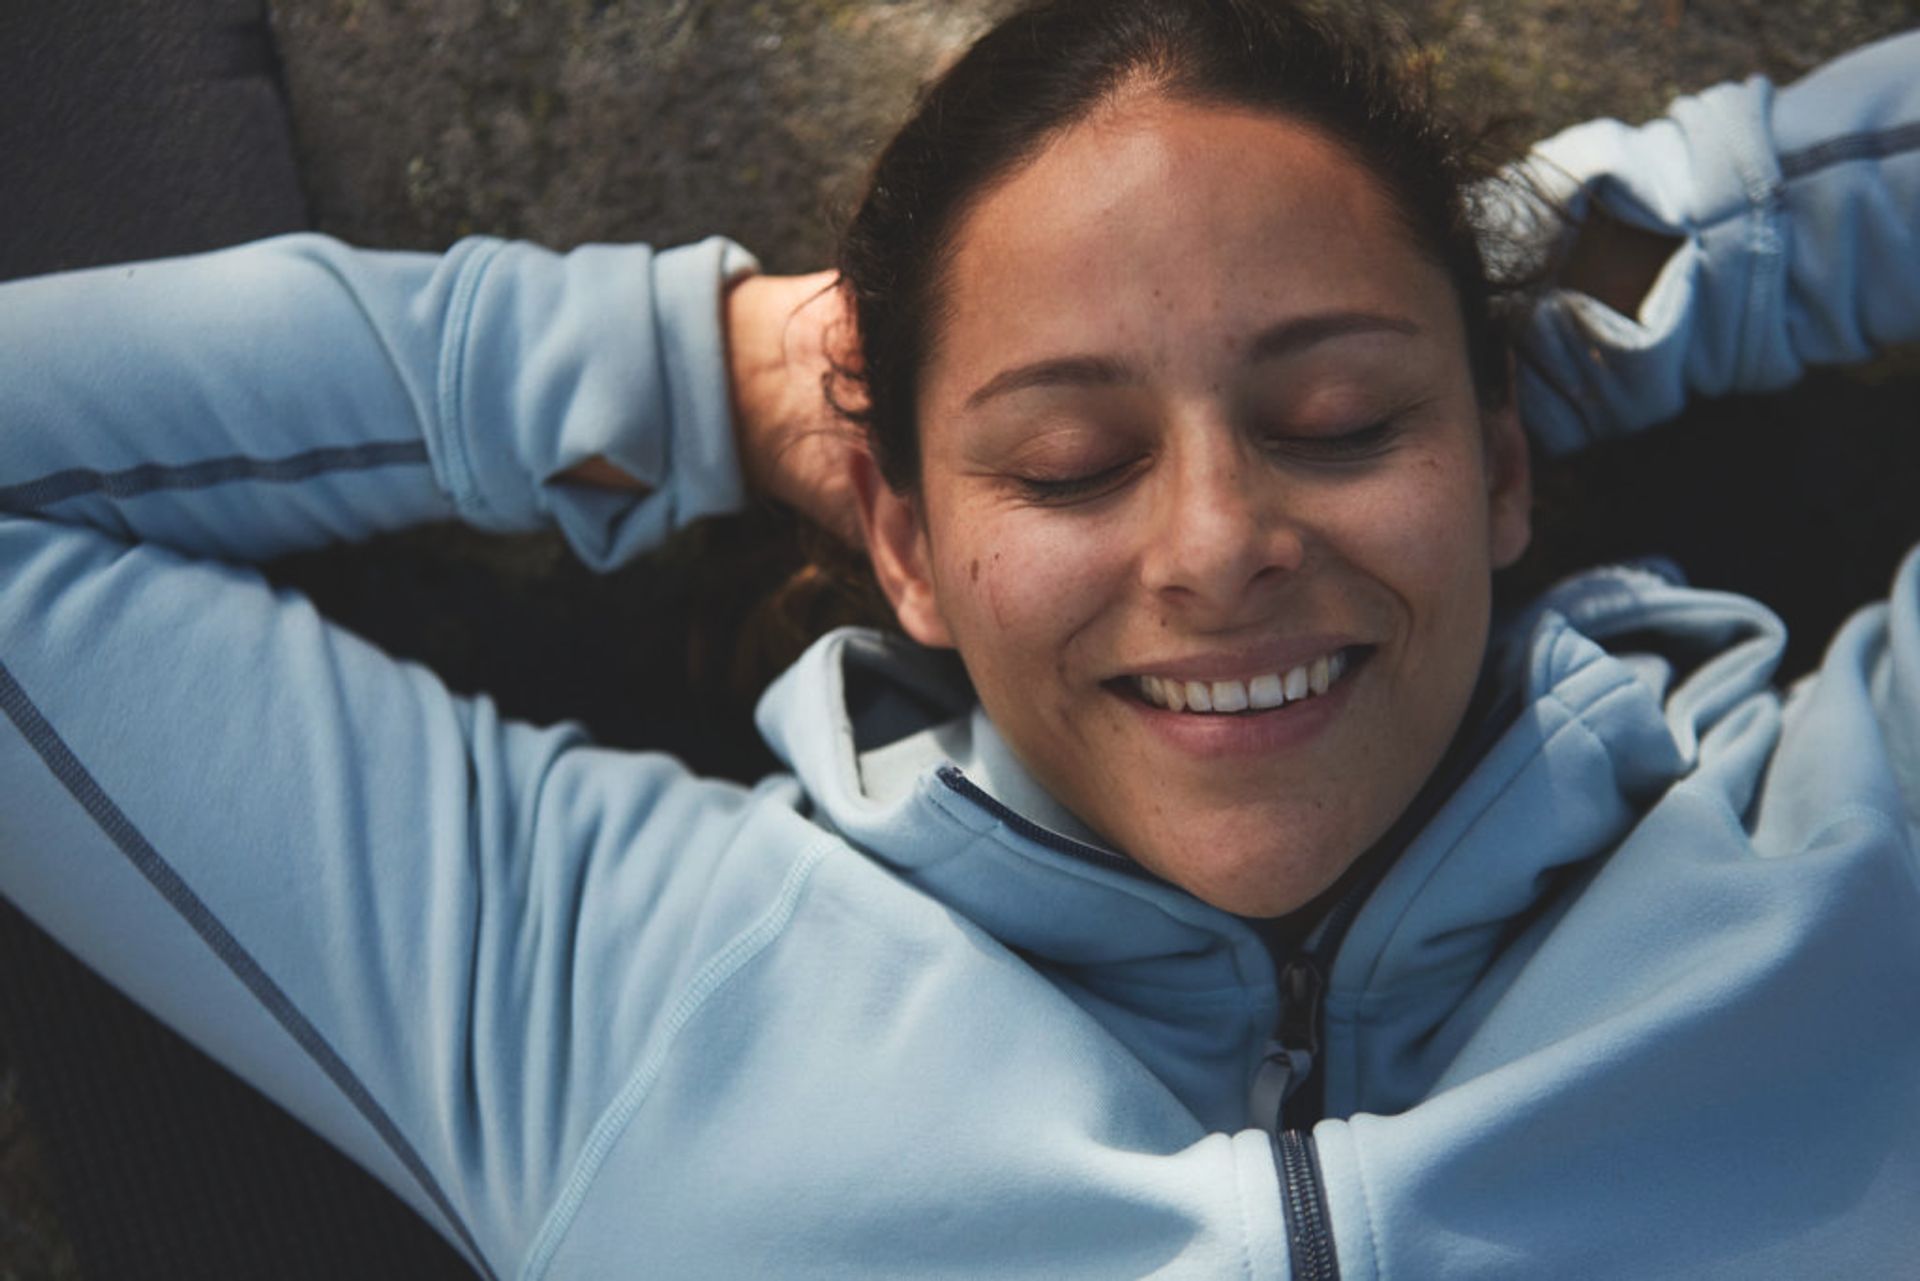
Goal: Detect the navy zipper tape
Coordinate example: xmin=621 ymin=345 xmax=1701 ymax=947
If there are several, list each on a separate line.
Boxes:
xmin=1293 ymin=656 xmax=1520 ymax=974
xmin=0 ymin=661 xmax=500 ymax=1281
xmin=1274 ymin=669 xmax=1518 ymax=1128
xmin=1276 ymin=1129 xmax=1340 ymax=1281
xmin=0 ymin=439 xmax=431 ymax=512
xmin=1304 ymin=867 xmax=1375 ymax=963
xmin=1284 ymin=868 xmax=1378 ymax=1126
xmin=943 ymin=733 xmax=1347 ymax=1278
xmin=935 ymin=765 xmax=1159 ymax=882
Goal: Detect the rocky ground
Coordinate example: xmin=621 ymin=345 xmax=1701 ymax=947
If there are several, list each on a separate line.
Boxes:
xmin=269 ymin=0 xmax=1917 ymax=266
xmin=5 ymin=0 xmax=1917 ymax=1274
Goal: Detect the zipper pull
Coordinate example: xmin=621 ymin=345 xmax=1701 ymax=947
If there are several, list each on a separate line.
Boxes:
xmin=1246 ymin=956 xmax=1331 ymax=1133
xmin=1250 ymin=956 xmax=1328 ymax=1131
xmin=1249 ymin=1042 xmax=1313 ymax=1134
xmin=1278 ymin=956 xmax=1325 ymax=1060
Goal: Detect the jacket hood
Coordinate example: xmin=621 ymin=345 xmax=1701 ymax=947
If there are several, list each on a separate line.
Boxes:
xmin=756 ymin=630 xmax=1281 ymax=1129
xmin=1323 ymin=561 xmax=1788 ymax=1115
xmin=755 ymin=562 xmax=1789 ymax=1123
xmin=755 ymin=630 xmax=1272 ymax=974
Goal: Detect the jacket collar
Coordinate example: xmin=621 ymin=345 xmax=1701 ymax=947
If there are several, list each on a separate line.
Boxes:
xmin=756 ymin=632 xmax=1282 ymax=1129
xmin=1322 ymin=561 xmax=1788 ymax=1114
xmin=754 ymin=563 xmax=1789 ymax=1120
xmin=755 ymin=630 xmax=1268 ymax=979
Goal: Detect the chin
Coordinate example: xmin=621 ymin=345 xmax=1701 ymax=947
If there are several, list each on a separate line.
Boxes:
xmin=1134 ymin=816 xmax=1366 ymax=919
xmin=1182 ymin=868 xmax=1344 ymax=920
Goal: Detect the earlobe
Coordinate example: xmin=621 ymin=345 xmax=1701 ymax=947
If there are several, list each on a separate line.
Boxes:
xmin=852 ymin=450 xmax=956 ymax=649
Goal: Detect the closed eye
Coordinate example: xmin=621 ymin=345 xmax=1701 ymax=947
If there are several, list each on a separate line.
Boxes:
xmin=1011 ymin=458 xmax=1141 ymax=504
xmin=1009 ymin=417 xmax=1402 ymax=502
xmin=1266 ymin=419 xmax=1401 ymax=463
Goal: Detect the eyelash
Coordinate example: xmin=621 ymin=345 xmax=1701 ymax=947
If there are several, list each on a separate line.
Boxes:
xmin=1012 ymin=421 xmax=1401 ymax=504
xmin=1013 ymin=461 xmax=1138 ymax=503
xmin=1266 ymin=419 xmax=1402 ymax=462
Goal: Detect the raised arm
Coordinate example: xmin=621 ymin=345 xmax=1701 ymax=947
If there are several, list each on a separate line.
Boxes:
xmin=1512 ymin=31 xmax=1920 ymax=454
xmin=0 ymin=233 xmax=755 ymax=565
xmin=0 ymin=234 xmax=839 ymax=1276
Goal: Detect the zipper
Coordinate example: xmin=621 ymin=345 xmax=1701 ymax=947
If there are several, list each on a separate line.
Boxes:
xmin=1258 ymin=676 xmax=1511 ymax=1279
xmin=1263 ymin=655 xmax=1518 ymax=1128
xmin=935 ymin=766 xmax=1159 ymax=882
xmin=1271 ymin=868 xmax=1371 ymax=1131
xmin=1276 ymin=1129 xmax=1340 ymax=1281
xmin=1258 ymin=867 xmax=1377 ymax=1280
xmin=942 ymin=762 xmax=1354 ymax=1276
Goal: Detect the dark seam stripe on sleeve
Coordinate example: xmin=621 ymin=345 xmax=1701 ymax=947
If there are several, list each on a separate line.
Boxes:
xmin=0 ymin=660 xmax=501 ymax=1281
xmin=1779 ymin=120 xmax=1920 ymax=181
xmin=0 ymin=439 xmax=431 ymax=513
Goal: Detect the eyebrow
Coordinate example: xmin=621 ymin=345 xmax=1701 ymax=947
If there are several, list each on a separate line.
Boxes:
xmin=961 ymin=310 xmax=1421 ymax=410
xmin=963 ymin=354 xmax=1133 ymax=409
xmin=1246 ymin=310 xmax=1421 ymax=361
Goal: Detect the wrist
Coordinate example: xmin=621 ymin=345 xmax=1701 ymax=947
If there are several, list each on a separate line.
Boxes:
xmin=724 ymin=270 xmax=847 ymax=501
xmin=725 ymin=273 xmax=794 ymax=499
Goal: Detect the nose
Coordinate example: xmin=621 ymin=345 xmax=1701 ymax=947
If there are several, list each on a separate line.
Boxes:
xmin=1139 ymin=432 xmax=1307 ymax=615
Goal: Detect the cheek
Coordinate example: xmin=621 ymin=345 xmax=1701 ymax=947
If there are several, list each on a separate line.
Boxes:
xmin=1402 ymin=460 xmax=1497 ymax=662
xmin=936 ymin=511 xmax=1131 ymax=680
xmin=1340 ymin=449 xmax=1495 ymax=642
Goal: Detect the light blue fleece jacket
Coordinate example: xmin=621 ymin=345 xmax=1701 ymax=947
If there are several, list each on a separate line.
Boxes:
xmin=2 ymin=33 xmax=1918 ymax=1281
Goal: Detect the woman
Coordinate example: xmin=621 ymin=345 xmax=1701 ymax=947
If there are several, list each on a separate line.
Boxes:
xmin=2 ymin=0 xmax=1917 ymax=1276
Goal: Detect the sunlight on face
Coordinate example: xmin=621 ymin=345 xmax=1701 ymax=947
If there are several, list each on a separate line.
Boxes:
xmin=867 ymin=96 xmax=1530 ymax=916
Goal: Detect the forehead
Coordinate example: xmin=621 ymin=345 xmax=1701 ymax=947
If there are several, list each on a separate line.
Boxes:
xmin=926 ymin=97 xmax=1457 ymax=393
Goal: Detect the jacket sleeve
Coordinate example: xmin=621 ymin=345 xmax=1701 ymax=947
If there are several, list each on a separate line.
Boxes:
xmin=0 ymin=232 xmax=756 ymax=564
xmin=0 ymin=233 xmax=799 ymax=1277
xmin=1511 ymin=31 xmax=1920 ymax=454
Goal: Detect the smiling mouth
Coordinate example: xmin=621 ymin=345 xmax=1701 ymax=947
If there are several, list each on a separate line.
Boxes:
xmin=1124 ymin=646 xmax=1366 ymax=715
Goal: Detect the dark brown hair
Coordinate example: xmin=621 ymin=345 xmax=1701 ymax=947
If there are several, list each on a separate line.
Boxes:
xmin=737 ymin=0 xmax=1535 ymax=696
xmin=837 ymin=0 xmax=1519 ymax=496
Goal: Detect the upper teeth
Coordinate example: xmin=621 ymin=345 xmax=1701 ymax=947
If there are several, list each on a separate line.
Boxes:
xmin=1136 ymin=650 xmax=1350 ymax=714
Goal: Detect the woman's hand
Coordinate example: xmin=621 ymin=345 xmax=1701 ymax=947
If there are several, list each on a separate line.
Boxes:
xmin=561 ymin=268 xmax=865 ymax=546
xmin=726 ymin=270 xmax=866 ymax=546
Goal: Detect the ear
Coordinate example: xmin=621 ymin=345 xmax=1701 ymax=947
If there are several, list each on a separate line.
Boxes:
xmin=852 ymin=448 xmax=956 ymax=648
xmin=1483 ymin=377 xmax=1533 ymax=571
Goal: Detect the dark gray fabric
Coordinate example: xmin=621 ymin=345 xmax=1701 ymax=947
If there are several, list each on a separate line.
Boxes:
xmin=0 ymin=3 xmax=473 ymax=1277
xmin=0 ymin=899 xmax=479 ymax=1280
xmin=0 ymin=0 xmax=307 ymax=279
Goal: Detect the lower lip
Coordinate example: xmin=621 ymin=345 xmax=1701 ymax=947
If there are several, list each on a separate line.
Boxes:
xmin=1119 ymin=658 xmax=1363 ymax=760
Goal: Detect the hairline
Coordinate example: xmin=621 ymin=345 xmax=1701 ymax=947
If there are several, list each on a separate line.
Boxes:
xmin=901 ymin=79 xmax=1470 ymax=494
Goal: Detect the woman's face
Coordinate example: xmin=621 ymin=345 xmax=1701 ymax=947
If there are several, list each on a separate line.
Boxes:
xmin=861 ymin=96 xmax=1531 ymax=917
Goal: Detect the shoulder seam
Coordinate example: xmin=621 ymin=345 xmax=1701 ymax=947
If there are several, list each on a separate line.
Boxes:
xmin=1779 ymin=120 xmax=1920 ymax=181
xmin=0 ymin=440 xmax=430 ymax=513
xmin=0 ymin=659 xmax=503 ymax=1281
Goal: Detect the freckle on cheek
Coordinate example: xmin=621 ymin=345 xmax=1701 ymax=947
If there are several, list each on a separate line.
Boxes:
xmin=970 ymin=558 xmax=980 ymax=584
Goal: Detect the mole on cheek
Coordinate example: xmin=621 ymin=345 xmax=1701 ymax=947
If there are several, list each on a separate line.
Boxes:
xmin=970 ymin=558 xmax=981 ymax=584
